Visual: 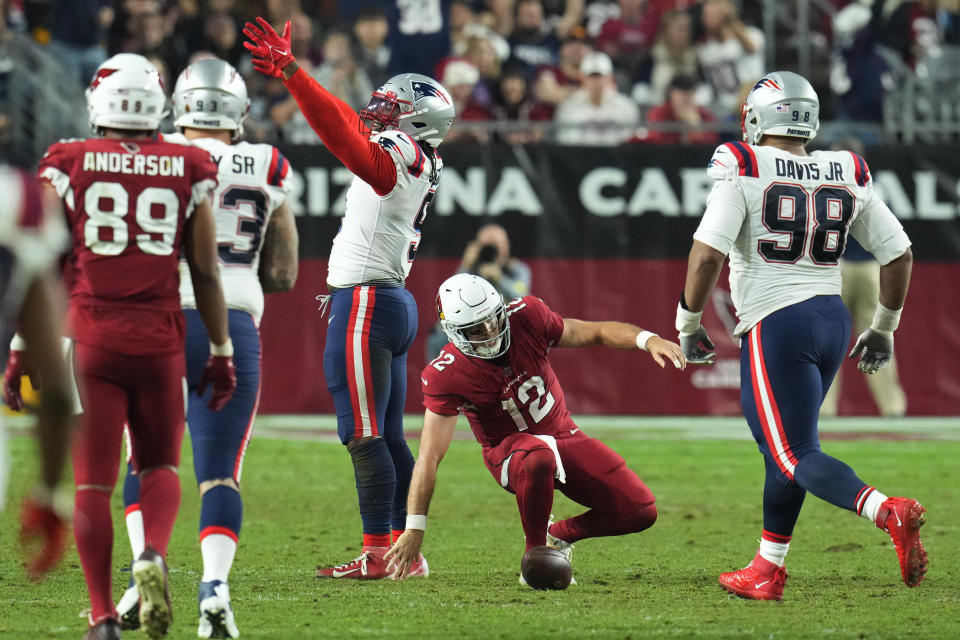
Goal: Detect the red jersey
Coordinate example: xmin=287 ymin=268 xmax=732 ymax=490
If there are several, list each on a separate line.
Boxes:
xmin=422 ymin=296 xmax=577 ymax=448
xmin=38 ymin=137 xmax=218 ymax=355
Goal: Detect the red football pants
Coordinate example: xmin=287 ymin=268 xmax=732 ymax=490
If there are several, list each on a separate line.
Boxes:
xmin=482 ymin=429 xmax=657 ymax=547
xmin=72 ymin=344 xmax=186 ymax=485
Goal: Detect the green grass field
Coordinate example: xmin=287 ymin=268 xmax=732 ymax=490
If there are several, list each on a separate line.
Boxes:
xmin=2 ymin=417 xmax=958 ymax=639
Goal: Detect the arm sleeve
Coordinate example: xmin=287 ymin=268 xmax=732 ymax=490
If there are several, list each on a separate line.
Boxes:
xmin=692 ymin=180 xmax=747 ymax=255
xmin=283 ymin=67 xmax=397 ymax=195
xmin=848 ymin=188 xmax=911 ymax=265
xmin=265 ymin=146 xmax=292 ymax=209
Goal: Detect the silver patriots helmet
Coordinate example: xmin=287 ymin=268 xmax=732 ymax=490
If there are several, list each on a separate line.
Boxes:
xmin=741 ymin=71 xmax=819 ymax=145
xmin=359 ymin=73 xmax=455 ymax=147
xmin=172 ymin=58 xmax=250 ymax=140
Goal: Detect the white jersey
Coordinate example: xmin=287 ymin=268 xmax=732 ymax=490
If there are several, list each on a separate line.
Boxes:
xmin=695 ymin=142 xmax=911 ymax=337
xmin=166 ymin=134 xmax=291 ymax=325
xmin=326 ymin=130 xmax=441 ymax=288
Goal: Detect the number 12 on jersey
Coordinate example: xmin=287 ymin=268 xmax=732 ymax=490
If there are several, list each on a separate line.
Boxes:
xmin=502 ymin=376 xmax=555 ymax=431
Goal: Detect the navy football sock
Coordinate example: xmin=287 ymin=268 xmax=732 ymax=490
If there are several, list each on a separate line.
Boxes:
xmin=794 ymin=450 xmax=868 ymax=513
xmin=122 ymin=461 xmax=140 ymax=509
xmin=386 ymin=437 xmax=415 ymax=532
xmin=199 ymin=485 xmax=243 ymax=538
xmin=349 ymin=438 xmax=395 ymax=541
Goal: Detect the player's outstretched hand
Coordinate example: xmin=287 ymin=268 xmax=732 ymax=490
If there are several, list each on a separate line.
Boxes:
xmin=3 ymin=349 xmax=37 ymax=412
xmin=20 ymin=488 xmax=69 ymax=581
xmin=848 ymin=328 xmax=892 ymax=374
xmin=197 ymin=355 xmax=237 ymax=411
xmin=647 ymin=336 xmax=687 ymax=370
xmin=242 ymin=17 xmax=293 ymax=78
xmin=679 ymin=327 xmax=716 ymax=365
xmin=385 ymin=530 xmax=424 ymax=581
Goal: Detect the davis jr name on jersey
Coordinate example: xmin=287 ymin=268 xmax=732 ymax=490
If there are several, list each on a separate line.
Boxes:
xmin=165 ymin=133 xmax=290 ymax=326
xmin=697 ymin=141 xmax=910 ymax=336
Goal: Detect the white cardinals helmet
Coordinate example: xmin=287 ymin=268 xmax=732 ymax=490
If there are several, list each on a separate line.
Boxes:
xmin=86 ymin=53 xmax=167 ymax=133
xmin=437 ymin=274 xmax=510 ymax=359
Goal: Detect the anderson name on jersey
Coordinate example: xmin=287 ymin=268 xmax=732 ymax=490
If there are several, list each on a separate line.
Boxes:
xmin=421 ymin=296 xmax=578 ymax=449
xmin=327 ymin=129 xmax=441 ymax=288
xmin=695 ymin=142 xmax=911 ymax=336
xmin=165 ymin=133 xmax=291 ymax=325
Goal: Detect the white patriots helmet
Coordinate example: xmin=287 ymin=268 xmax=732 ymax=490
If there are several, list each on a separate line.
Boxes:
xmin=86 ymin=53 xmax=167 ymax=133
xmin=437 ymin=274 xmax=510 ymax=359
xmin=359 ymin=73 xmax=455 ymax=147
xmin=741 ymin=71 xmax=820 ymax=145
xmin=172 ymin=58 xmax=250 ymax=140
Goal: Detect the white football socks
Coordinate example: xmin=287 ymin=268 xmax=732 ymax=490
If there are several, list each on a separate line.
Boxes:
xmin=201 ymin=533 xmax=238 ymax=583
xmin=860 ymin=489 xmax=889 ymax=524
xmin=758 ymin=538 xmax=790 ymax=567
xmin=125 ymin=508 xmax=145 ymax=559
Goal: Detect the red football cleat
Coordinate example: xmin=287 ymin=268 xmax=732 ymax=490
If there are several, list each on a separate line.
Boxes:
xmin=876 ymin=497 xmax=928 ymax=587
xmin=718 ymin=552 xmax=788 ymax=601
xmin=316 ymin=547 xmax=389 ymax=579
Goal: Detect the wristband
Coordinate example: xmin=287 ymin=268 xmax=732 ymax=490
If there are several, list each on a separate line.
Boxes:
xmin=870 ymin=303 xmax=902 ymax=334
xmin=210 ymin=339 xmax=234 ymax=357
xmin=405 ymin=514 xmax=427 ymax=531
xmin=675 ymin=303 xmax=703 ymax=335
xmin=636 ymin=331 xmax=658 ymax=352
xmin=10 ymin=333 xmax=27 ymax=351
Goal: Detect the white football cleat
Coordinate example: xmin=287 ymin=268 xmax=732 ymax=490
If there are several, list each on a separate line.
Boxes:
xmin=116 ymin=583 xmax=140 ymax=630
xmin=547 ymin=515 xmax=576 ymax=584
xmin=197 ymin=580 xmax=239 ymax=638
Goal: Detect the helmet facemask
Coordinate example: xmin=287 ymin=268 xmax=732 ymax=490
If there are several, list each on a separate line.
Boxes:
xmin=359 ymin=91 xmax=408 ymax=136
xmin=442 ymin=303 xmax=510 ymax=359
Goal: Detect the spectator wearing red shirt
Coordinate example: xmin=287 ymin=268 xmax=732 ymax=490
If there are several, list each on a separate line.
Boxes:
xmin=596 ymin=0 xmax=662 ymax=80
xmin=443 ymin=59 xmax=493 ymax=143
xmin=641 ymin=74 xmax=718 ymax=145
xmin=532 ymin=28 xmax=591 ymax=115
xmin=492 ymin=67 xmax=553 ymax=143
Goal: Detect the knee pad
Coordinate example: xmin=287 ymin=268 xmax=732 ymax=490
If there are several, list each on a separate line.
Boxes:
xmin=518 ymin=448 xmax=556 ymax=481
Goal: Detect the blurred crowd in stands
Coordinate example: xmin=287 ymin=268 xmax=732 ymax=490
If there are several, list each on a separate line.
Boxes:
xmin=3 ymin=0 xmax=960 ymax=146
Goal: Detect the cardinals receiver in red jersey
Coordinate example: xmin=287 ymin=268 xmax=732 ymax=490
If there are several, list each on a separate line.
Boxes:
xmin=36 ymin=53 xmax=236 ymax=640
xmin=386 ymin=274 xmax=686 ymax=583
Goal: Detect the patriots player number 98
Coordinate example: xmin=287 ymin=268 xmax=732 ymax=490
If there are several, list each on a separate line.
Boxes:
xmin=761 ymin=183 xmax=854 ymax=264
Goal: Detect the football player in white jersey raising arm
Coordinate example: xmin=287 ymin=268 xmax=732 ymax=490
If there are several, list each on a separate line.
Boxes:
xmin=244 ymin=17 xmax=454 ymax=579
xmin=115 ymin=58 xmax=297 ymax=638
xmin=675 ymin=71 xmax=926 ymax=601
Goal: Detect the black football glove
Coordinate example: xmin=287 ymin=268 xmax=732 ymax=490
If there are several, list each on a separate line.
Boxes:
xmin=848 ymin=328 xmax=893 ymax=374
xmin=679 ymin=327 xmax=716 ymax=365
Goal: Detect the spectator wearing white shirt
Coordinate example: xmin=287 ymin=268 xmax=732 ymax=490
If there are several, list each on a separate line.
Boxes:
xmin=695 ymin=0 xmax=764 ymax=119
xmin=555 ymin=51 xmax=640 ymax=145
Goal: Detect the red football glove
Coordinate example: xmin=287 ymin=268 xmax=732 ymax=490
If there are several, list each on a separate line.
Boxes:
xmin=242 ymin=17 xmax=293 ymax=79
xmin=20 ymin=489 xmax=69 ymax=581
xmin=197 ymin=355 xmax=237 ymax=411
xmin=4 ymin=349 xmax=38 ymax=412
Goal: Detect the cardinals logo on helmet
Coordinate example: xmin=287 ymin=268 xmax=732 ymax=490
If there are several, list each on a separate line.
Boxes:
xmin=412 ymin=81 xmax=449 ymax=104
xmin=89 ymin=68 xmax=119 ymax=90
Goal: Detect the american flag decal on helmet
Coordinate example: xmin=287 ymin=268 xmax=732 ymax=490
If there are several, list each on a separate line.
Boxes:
xmin=412 ymin=81 xmax=449 ymax=104
xmin=752 ymin=78 xmax=782 ymax=92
